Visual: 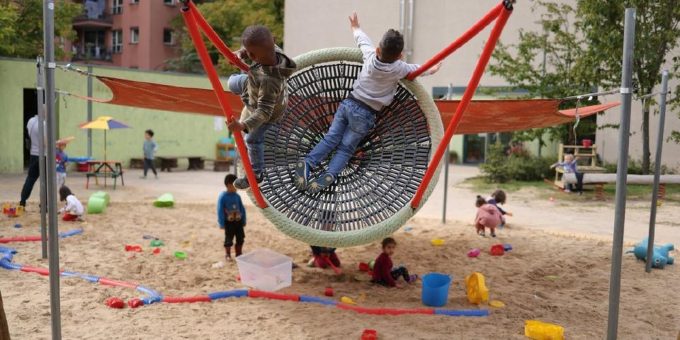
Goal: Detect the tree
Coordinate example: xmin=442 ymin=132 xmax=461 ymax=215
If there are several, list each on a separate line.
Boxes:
xmin=167 ymin=0 xmax=284 ymax=74
xmin=576 ymin=0 xmax=680 ymax=174
xmin=489 ymin=1 xmax=600 ymax=149
xmin=0 ymin=0 xmax=82 ymax=59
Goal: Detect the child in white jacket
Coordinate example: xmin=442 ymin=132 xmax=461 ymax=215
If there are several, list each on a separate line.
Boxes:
xmin=59 ymin=186 xmax=84 ymax=221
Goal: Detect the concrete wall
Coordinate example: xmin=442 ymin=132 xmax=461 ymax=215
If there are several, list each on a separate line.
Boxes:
xmin=0 ymin=57 xmax=232 ymax=174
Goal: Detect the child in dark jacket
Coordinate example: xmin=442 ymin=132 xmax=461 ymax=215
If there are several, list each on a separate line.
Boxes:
xmin=487 ymin=189 xmax=512 ymax=228
xmin=217 ymin=174 xmax=247 ymax=260
xmin=227 ymin=25 xmax=296 ymax=190
xmin=372 ymin=237 xmax=417 ymax=288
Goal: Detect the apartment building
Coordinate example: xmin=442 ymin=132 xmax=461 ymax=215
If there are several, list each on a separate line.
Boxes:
xmin=68 ymin=0 xmax=181 ymax=70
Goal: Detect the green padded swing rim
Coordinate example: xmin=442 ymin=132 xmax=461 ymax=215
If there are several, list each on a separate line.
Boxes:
xmin=246 ymin=47 xmax=444 ymax=247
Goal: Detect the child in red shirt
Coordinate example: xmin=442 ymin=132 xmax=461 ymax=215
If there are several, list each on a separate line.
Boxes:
xmin=372 ymin=237 xmax=417 ymax=288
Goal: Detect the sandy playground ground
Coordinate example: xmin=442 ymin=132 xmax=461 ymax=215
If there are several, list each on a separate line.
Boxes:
xmin=0 ymin=167 xmax=679 ymax=339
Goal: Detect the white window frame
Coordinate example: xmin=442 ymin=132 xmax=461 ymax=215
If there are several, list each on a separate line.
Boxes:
xmin=112 ymin=30 xmax=122 ymax=53
xmin=130 ymin=27 xmax=139 ymax=44
xmin=163 ymin=0 xmax=175 ymax=5
xmin=163 ymin=28 xmax=174 ymax=45
xmin=112 ymin=0 xmax=123 ymax=14
xmin=131 ymin=0 xmax=139 ymax=4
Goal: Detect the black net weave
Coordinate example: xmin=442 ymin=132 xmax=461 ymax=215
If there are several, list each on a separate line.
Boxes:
xmin=261 ymin=62 xmax=432 ymax=232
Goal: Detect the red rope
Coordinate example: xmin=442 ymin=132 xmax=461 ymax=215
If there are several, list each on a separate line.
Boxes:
xmin=188 ymin=1 xmax=249 ymax=72
xmin=411 ymin=4 xmax=513 ymax=209
xmin=181 ymin=6 xmax=268 ymax=209
xmin=406 ymin=2 xmax=503 ymax=80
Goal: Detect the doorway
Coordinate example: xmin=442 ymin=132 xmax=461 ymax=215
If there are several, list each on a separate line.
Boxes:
xmin=23 ymin=88 xmax=38 ymax=168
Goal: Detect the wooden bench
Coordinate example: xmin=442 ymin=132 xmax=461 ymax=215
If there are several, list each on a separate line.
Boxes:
xmin=157 ymin=156 xmax=205 ymax=172
xmin=563 ymin=174 xmax=680 ymax=200
xmin=205 ymin=158 xmax=233 ymax=172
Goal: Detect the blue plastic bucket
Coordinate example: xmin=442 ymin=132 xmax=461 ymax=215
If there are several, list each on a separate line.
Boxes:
xmin=421 ymin=273 xmax=451 ymax=307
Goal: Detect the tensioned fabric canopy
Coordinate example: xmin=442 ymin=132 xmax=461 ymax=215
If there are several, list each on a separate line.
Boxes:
xmin=86 ymin=76 xmax=619 ymax=134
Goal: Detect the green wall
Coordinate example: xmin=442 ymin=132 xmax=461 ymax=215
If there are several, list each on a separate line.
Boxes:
xmin=0 ymin=58 xmax=232 ymax=174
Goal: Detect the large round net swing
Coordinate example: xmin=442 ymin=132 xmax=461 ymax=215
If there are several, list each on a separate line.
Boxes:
xmin=247 ymin=48 xmax=444 ymax=247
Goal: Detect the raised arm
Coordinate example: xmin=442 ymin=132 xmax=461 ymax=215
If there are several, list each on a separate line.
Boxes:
xmin=350 ymin=12 xmax=375 ymax=61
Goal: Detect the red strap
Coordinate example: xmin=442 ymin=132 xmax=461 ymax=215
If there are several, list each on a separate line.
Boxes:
xmin=411 ymin=3 xmax=513 ymax=208
xmin=181 ymin=6 xmax=268 ymax=208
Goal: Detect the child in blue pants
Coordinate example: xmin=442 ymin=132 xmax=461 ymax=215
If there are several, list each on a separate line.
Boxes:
xmin=295 ymin=12 xmax=440 ymax=193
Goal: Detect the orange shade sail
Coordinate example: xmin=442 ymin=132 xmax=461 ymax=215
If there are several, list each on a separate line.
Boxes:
xmin=87 ymin=76 xmax=619 ymax=134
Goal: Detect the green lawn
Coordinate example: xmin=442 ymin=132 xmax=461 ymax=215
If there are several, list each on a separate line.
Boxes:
xmin=462 ymin=176 xmax=680 ymax=203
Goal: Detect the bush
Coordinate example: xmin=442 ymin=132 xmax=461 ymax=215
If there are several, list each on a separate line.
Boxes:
xmin=480 ymin=143 xmax=553 ymax=182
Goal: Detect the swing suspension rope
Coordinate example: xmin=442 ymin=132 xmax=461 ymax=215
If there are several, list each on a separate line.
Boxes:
xmin=179 ymin=0 xmax=514 ymax=246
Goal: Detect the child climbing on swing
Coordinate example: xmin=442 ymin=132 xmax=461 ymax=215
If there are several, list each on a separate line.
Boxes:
xmin=487 ymin=189 xmax=512 ymax=228
xmin=475 ymin=195 xmax=502 ymax=237
xmin=227 ymin=25 xmax=297 ymax=189
xmin=295 ymin=12 xmax=441 ymax=193
xmin=217 ymin=174 xmax=247 ymax=260
xmin=372 ymin=237 xmax=417 ymax=288
xmin=58 ymin=186 xmax=84 ymax=222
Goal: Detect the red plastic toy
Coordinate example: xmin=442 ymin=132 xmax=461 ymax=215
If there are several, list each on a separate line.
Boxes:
xmin=490 ymin=244 xmax=505 ymax=256
xmin=358 ymin=262 xmax=370 ymax=272
xmin=361 ymin=329 xmax=378 ymax=340
xmin=127 ymin=298 xmax=143 ymax=308
xmin=324 ymin=287 xmax=334 ymax=297
xmin=125 ymin=245 xmax=143 ymax=252
xmin=105 ymin=297 xmax=125 ymax=309
xmin=152 ymin=247 xmax=161 ymax=255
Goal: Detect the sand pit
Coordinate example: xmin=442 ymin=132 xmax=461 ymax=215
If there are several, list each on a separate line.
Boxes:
xmin=1 ymin=197 xmax=678 ymax=339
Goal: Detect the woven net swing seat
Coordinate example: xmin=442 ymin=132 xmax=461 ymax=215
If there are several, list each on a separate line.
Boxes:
xmin=245 ymin=48 xmax=444 ymax=247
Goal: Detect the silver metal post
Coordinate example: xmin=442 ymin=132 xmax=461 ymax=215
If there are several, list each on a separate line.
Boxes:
xmin=43 ymin=1 xmax=62 ymax=338
xmin=606 ymin=8 xmax=635 ymax=340
xmin=645 ymin=70 xmax=669 ymax=273
xmin=36 ymin=57 xmax=48 ymax=259
xmin=87 ymin=65 xmax=93 ymax=158
xmin=442 ymin=144 xmax=449 ymax=223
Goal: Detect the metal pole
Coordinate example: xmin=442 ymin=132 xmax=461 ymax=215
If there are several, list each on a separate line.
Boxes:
xmin=606 ymin=8 xmax=635 ymax=340
xmin=443 ymin=144 xmax=449 ymax=223
xmin=645 ymin=70 xmax=669 ymax=273
xmin=87 ymin=65 xmax=93 ymax=158
xmin=36 ymin=57 xmax=48 ymax=259
xmin=43 ymin=1 xmax=62 ymax=339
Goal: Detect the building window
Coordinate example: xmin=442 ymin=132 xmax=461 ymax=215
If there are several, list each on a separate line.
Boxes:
xmin=164 ymin=0 xmax=175 ymax=5
xmin=112 ymin=30 xmax=122 ymax=53
xmin=112 ymin=0 xmax=123 ymax=14
xmin=130 ymin=27 xmax=139 ymax=44
xmin=163 ymin=29 xmax=174 ymax=45
xmin=131 ymin=0 xmax=139 ymax=4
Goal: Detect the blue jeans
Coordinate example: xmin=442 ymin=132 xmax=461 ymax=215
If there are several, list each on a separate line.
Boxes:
xmin=228 ymin=74 xmax=269 ymax=174
xmin=305 ymin=99 xmax=376 ymax=177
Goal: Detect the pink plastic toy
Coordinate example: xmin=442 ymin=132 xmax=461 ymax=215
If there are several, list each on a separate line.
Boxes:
xmin=467 ymin=248 xmax=481 ymax=257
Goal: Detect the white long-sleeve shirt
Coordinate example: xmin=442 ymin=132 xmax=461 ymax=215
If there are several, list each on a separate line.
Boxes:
xmin=61 ymin=195 xmax=84 ymax=216
xmin=350 ymin=29 xmax=427 ymax=111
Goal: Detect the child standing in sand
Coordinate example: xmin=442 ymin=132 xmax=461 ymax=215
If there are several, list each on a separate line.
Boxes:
xmin=227 ymin=25 xmax=297 ymax=189
xmin=295 ymin=12 xmax=441 ymax=194
xmin=142 ymin=129 xmax=158 ymax=179
xmin=487 ymin=189 xmax=512 ymax=228
xmin=58 ymin=186 xmax=84 ymax=221
xmin=217 ymin=174 xmax=247 ymax=260
xmin=372 ymin=237 xmax=417 ymax=288
xmin=475 ymin=196 xmax=502 ymax=237
xmin=55 ymin=138 xmax=71 ymax=188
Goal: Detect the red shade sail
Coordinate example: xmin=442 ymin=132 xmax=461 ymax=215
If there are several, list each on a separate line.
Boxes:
xmin=88 ymin=76 xmax=619 ymax=134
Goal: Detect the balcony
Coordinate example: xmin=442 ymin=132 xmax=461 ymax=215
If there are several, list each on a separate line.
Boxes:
xmin=72 ymin=45 xmax=112 ymax=62
xmin=72 ymin=1 xmax=113 ymax=28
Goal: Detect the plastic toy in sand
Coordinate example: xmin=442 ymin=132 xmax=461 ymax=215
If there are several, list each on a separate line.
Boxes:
xmin=153 ymin=193 xmax=175 ymax=208
xmin=467 ymin=248 xmax=481 ymax=258
xmin=174 ymin=251 xmax=187 ymax=260
xmin=524 ymin=320 xmax=564 ymax=340
xmin=324 ymin=287 xmax=334 ymax=297
xmin=2 ymin=203 xmax=23 ymax=218
xmin=431 ymin=238 xmax=445 ymax=246
xmin=490 ymin=244 xmax=505 ymax=256
xmin=105 ymin=297 xmax=125 ymax=309
xmin=87 ymin=191 xmax=110 ymax=214
xmin=150 ymin=240 xmax=164 ymax=247
xmin=125 ymin=245 xmax=143 ymax=252
xmin=236 ymin=249 xmax=292 ymax=291
xmin=13 ymin=224 xmax=21 ymax=229
xmin=465 ymin=272 xmax=489 ymax=305
xmin=628 ymin=238 xmax=675 ymax=269
xmin=361 ymin=329 xmax=378 ymax=340
xmin=421 ymin=273 xmax=451 ymax=307
xmin=489 ymin=300 xmax=505 ymax=308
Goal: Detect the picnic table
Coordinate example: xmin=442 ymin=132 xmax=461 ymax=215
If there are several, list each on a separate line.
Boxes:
xmin=86 ymin=160 xmax=124 ymax=189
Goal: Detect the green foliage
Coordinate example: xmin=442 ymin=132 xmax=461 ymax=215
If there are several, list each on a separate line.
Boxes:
xmin=167 ymin=0 xmax=284 ymax=74
xmin=490 ymin=0 xmax=680 ymax=174
xmin=480 ymin=143 xmax=553 ymax=183
xmin=604 ymin=160 xmax=677 ymax=175
xmin=0 ymin=0 xmax=82 ymax=59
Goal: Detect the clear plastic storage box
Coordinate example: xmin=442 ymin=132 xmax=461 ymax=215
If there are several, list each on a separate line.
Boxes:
xmin=236 ymin=248 xmax=292 ymax=291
